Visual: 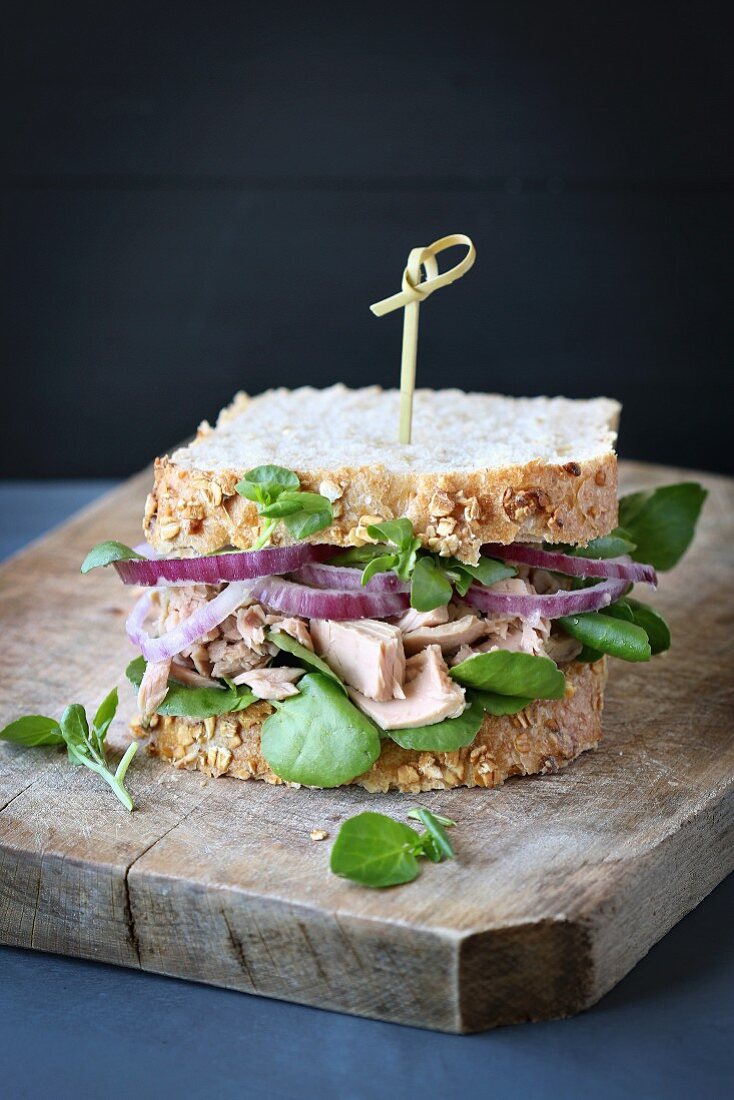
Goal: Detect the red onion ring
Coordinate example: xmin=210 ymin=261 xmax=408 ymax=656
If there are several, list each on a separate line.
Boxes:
xmin=481 ymin=543 xmax=657 ymax=587
xmin=249 ymin=576 xmax=409 ymax=620
xmin=293 ymin=561 xmax=410 ymax=593
xmin=126 ymin=581 xmax=252 ymax=663
xmin=466 ymin=576 xmax=629 ymax=620
xmin=114 ymin=542 xmax=330 ymax=587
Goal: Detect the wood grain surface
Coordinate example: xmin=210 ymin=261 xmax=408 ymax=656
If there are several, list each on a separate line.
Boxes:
xmin=0 ymin=462 xmax=732 ymax=1032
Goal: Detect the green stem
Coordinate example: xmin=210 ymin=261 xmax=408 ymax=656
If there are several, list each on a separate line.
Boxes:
xmin=114 ymin=741 xmax=138 ymax=785
xmin=252 ymin=518 xmax=277 ymax=550
xmin=79 ymin=754 xmax=135 ymax=812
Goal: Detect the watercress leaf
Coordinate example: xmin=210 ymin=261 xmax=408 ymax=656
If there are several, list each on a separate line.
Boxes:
xmin=410 ymin=555 xmax=454 ymax=612
xmin=444 ymin=555 xmax=516 ymax=598
xmin=618 ymin=483 xmax=707 ymax=570
xmin=239 ymin=464 xmax=300 ymax=500
xmin=409 ymin=808 xmax=456 ymax=861
xmin=92 ymin=687 xmax=118 ymax=742
xmin=267 ymin=630 xmax=346 ymax=690
xmin=60 ymin=703 xmax=92 ymax=764
xmin=362 ymin=553 xmax=398 ymax=585
xmin=261 ymin=673 xmax=381 ymax=787
xmin=576 ymin=645 xmax=605 ymax=664
xmin=415 ymin=829 xmax=453 ymax=863
xmin=419 ymin=836 xmax=444 ymax=863
xmin=228 ymin=687 xmax=259 ymax=712
xmin=470 ymin=689 xmax=534 ymax=715
xmin=558 ymin=612 xmax=651 ymax=662
xmin=460 ymin=557 xmax=517 ymax=587
xmin=288 ymin=492 xmax=333 ymax=515
xmin=282 ymin=499 xmax=333 ymax=540
xmin=451 ymin=650 xmax=566 ymax=699
xmin=234 ymin=479 xmax=267 ymax=505
xmin=0 ymin=715 xmax=64 ymax=747
xmin=126 ymin=657 xmax=256 ymax=718
xmin=617 ymin=492 xmax=649 ymax=528
xmin=446 ymin=566 xmax=472 ymax=598
xmin=407 ymin=807 xmax=456 ymax=827
xmin=604 ymin=599 xmax=635 ymax=623
xmin=624 ymin=597 xmax=672 ymax=655
xmin=258 ymin=493 xmax=306 ymax=517
xmin=573 ymin=532 xmax=637 ymax=559
xmin=388 ymin=696 xmax=485 ymax=752
xmin=330 ymin=545 xmax=390 ymax=567
xmin=395 ymin=537 xmax=422 ymax=582
xmin=330 ymin=812 xmax=422 ymax=887
xmin=366 ymin=518 xmax=415 ymax=550
xmin=80 ymin=541 xmax=145 ymax=574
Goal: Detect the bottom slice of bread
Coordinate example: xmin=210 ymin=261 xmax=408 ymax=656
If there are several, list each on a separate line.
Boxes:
xmin=133 ymin=658 xmax=607 ymax=793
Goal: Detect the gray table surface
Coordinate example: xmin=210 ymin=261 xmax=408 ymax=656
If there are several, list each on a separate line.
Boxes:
xmin=1 ymin=481 xmax=732 ymax=1100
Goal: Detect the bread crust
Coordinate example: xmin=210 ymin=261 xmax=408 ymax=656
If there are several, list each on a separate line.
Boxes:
xmin=143 ymin=454 xmax=618 ymax=565
xmin=134 ymin=659 xmax=607 ymax=793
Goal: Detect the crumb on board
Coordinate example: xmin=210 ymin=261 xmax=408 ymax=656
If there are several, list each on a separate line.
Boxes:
xmin=310 ymin=829 xmax=329 ymax=842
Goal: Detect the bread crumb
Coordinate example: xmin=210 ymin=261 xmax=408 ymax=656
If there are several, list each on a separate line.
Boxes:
xmin=310 ymin=829 xmax=329 ymax=841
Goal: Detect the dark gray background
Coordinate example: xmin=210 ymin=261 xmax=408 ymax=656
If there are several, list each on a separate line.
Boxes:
xmin=2 ymin=1 xmax=732 ymax=477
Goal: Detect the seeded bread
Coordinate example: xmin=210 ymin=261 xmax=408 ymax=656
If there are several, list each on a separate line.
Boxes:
xmin=144 ymin=386 xmax=620 ymax=565
xmin=134 ymin=658 xmax=607 ymax=794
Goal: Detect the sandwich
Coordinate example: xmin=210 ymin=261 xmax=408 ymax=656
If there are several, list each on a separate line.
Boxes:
xmin=82 ymin=384 xmax=705 ymax=793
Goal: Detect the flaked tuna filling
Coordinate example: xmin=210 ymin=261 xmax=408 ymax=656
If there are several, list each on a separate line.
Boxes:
xmin=137 ymin=571 xmax=578 ymax=728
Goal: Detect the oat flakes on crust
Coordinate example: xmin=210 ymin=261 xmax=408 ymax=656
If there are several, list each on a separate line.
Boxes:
xmin=144 ymin=455 xmax=617 ymax=565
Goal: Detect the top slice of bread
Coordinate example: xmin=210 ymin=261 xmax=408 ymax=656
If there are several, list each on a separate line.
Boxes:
xmin=144 ymin=385 xmax=620 ymax=564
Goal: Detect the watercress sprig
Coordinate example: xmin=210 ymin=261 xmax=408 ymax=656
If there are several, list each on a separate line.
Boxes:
xmin=363 ymin=519 xmax=422 ymax=583
xmin=333 ymin=518 xmax=515 ymax=612
xmin=330 ymin=807 xmax=456 ymax=887
xmin=556 ymin=482 xmax=706 ymax=570
xmin=0 ymin=688 xmax=138 ymax=811
xmin=235 ymin=465 xmax=333 ymax=549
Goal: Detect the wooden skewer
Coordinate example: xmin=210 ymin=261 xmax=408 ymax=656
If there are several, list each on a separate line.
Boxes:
xmin=370 ymin=234 xmax=476 ymax=444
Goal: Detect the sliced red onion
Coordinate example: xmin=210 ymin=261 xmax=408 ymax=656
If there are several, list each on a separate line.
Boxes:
xmin=114 ymin=542 xmax=330 ymax=587
xmin=249 ymin=576 xmax=409 ymax=621
xmin=126 ymin=581 xmax=252 ymax=663
xmin=293 ymin=561 xmax=410 ymax=593
xmin=126 ymin=587 xmax=156 ymax=643
xmin=466 ymin=576 xmax=629 ymax=620
xmin=481 ymin=543 xmax=657 ymax=587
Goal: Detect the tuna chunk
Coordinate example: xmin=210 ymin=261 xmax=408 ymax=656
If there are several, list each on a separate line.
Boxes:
xmin=269 ymin=617 xmax=314 ymax=651
xmin=232 ymin=666 xmax=304 ymax=700
xmin=208 ymin=639 xmax=271 ymax=679
xmin=403 ymin=613 xmax=486 ymax=656
xmin=348 ymin=645 xmax=466 ymax=730
xmin=393 ymin=605 xmax=450 ymax=634
xmin=170 ymin=660 xmax=224 ymax=689
xmin=137 ymin=658 xmax=171 ymax=721
xmin=236 ymin=605 xmax=269 ymax=650
xmin=310 ymin=619 xmax=406 ymax=701
xmin=451 ymin=615 xmax=550 ymax=665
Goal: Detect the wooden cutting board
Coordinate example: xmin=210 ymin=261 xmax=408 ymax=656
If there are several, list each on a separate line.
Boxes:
xmin=0 ymin=462 xmax=732 ymax=1033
